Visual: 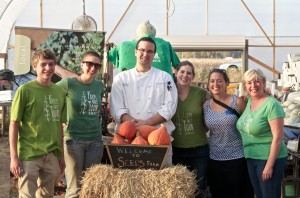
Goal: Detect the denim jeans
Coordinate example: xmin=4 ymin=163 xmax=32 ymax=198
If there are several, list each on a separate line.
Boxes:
xmin=64 ymin=137 xmax=104 ymax=198
xmin=19 ymin=153 xmax=61 ymax=198
xmin=172 ymin=144 xmax=209 ymax=195
xmin=246 ymin=157 xmax=287 ymax=198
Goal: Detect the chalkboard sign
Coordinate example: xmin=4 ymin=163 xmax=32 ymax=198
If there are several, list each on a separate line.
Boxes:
xmin=106 ymin=144 xmax=169 ymax=170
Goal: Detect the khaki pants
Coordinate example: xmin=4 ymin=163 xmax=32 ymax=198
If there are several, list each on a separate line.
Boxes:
xmin=18 ymin=153 xmax=61 ymax=198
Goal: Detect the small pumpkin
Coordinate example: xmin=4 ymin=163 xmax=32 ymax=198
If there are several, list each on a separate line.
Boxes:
xmin=118 ymin=120 xmax=136 ymax=140
xmin=148 ymin=124 xmax=170 ymax=145
xmin=111 ymin=133 xmax=129 ymax=144
xmin=136 ymin=125 xmax=158 ymax=139
xmin=131 ymin=132 xmax=149 ymax=145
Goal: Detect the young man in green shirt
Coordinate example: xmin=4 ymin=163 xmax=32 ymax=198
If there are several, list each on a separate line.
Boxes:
xmin=9 ymin=49 xmax=67 ymax=197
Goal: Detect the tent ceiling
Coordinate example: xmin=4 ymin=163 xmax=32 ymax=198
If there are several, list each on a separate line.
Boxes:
xmin=0 ymin=0 xmax=32 ymax=53
xmin=1 ymin=0 xmax=300 ymax=79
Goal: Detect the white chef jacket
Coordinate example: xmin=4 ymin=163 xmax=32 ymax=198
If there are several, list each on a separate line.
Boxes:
xmin=110 ymin=67 xmax=178 ymax=135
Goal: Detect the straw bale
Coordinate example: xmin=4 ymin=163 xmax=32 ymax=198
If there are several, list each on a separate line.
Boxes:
xmin=80 ymin=164 xmax=197 ymax=198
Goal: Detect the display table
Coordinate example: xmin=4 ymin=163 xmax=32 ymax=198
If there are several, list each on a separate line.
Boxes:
xmin=282 ymin=149 xmax=300 ymax=198
xmin=0 ymin=102 xmax=11 ymax=136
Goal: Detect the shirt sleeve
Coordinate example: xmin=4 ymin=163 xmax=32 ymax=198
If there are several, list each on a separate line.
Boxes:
xmin=110 ymin=74 xmax=128 ymax=123
xmin=56 ymin=78 xmax=68 ymax=90
xmin=108 ymin=47 xmax=119 ymax=67
xmin=267 ymin=98 xmax=285 ymax=121
xmin=168 ymin=42 xmax=180 ymax=68
xmin=10 ymin=86 xmax=26 ymax=121
xmin=157 ymin=74 xmax=178 ymax=121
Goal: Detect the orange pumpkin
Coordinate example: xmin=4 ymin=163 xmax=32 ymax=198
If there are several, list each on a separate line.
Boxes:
xmin=131 ymin=133 xmax=149 ymax=145
xmin=136 ymin=125 xmax=158 ymax=139
xmin=148 ymin=124 xmax=170 ymax=145
xmin=111 ymin=133 xmax=129 ymax=144
xmin=118 ymin=120 xmax=136 ymax=140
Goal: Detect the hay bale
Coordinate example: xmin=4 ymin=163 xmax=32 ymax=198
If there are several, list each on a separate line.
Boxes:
xmin=80 ymin=164 xmax=197 ymax=198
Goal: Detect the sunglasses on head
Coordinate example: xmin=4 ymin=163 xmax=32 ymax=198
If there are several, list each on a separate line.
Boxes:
xmin=210 ymin=68 xmax=227 ymax=73
xmin=82 ymin=61 xmax=102 ymax=69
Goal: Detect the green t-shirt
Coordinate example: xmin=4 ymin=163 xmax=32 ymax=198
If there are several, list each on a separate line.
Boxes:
xmin=10 ymin=81 xmax=67 ymax=161
xmin=236 ymin=96 xmax=287 ymax=160
xmin=108 ymin=37 xmax=180 ymax=76
xmin=172 ymin=86 xmax=208 ymax=148
xmin=56 ymin=78 xmax=104 ymax=140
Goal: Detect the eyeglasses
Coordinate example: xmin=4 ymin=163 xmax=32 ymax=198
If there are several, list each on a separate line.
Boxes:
xmin=82 ymin=61 xmax=102 ymax=69
xmin=136 ymin=48 xmax=155 ymax=54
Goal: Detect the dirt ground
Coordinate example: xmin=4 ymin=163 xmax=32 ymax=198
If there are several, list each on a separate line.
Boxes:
xmin=0 ymin=135 xmax=14 ymax=198
xmin=0 ymin=136 xmax=64 ymax=198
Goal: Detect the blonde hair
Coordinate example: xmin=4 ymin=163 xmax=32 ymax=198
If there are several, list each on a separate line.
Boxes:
xmin=243 ymin=68 xmax=266 ymax=84
xmin=243 ymin=68 xmax=267 ymax=96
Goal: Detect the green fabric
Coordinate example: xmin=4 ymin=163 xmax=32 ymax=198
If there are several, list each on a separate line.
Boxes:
xmin=108 ymin=40 xmax=137 ymax=72
xmin=236 ymin=96 xmax=287 ymax=160
xmin=56 ymin=78 xmax=104 ymax=140
xmin=10 ymin=81 xmax=67 ymax=161
xmin=108 ymin=37 xmax=180 ymax=76
xmin=172 ymin=86 xmax=208 ymax=148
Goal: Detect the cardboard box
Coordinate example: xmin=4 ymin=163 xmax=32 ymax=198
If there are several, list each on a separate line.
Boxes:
xmin=0 ymin=90 xmax=13 ymax=102
xmin=287 ymin=137 xmax=300 ymax=152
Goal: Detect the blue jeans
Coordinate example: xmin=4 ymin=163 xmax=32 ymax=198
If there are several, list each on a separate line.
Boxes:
xmin=246 ymin=157 xmax=287 ymax=198
xmin=172 ymin=144 xmax=209 ymax=194
xmin=64 ymin=137 xmax=104 ymax=198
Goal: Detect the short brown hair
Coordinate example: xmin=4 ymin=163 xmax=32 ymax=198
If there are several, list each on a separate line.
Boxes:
xmin=135 ymin=36 xmax=156 ymax=53
xmin=32 ymin=49 xmax=57 ymax=67
xmin=82 ymin=51 xmax=102 ymax=61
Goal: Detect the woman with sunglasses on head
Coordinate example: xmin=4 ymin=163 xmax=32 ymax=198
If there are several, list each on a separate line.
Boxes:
xmin=203 ymin=68 xmax=254 ymax=198
xmin=171 ymin=61 xmax=209 ymax=198
xmin=237 ymin=69 xmax=287 ymax=198
xmin=56 ymin=51 xmax=104 ymax=198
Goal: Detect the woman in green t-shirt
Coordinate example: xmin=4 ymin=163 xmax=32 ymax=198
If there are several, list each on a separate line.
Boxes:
xmin=172 ymin=61 xmax=209 ymax=197
xmin=237 ymin=68 xmax=287 ymax=198
xmin=57 ymin=51 xmax=105 ymax=198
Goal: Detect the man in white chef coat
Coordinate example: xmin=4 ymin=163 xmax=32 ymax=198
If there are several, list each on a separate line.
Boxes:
xmin=110 ymin=36 xmax=178 ymax=166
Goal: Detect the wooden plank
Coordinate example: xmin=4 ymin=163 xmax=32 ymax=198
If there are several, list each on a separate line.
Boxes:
xmin=248 ymin=55 xmax=281 ymax=75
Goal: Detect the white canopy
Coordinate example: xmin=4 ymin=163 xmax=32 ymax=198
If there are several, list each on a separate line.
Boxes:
xmin=1 ymin=0 xmax=300 ymax=78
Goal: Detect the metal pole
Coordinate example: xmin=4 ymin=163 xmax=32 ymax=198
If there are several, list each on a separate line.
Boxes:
xmin=272 ymin=0 xmax=276 ymax=79
xmin=205 ymin=0 xmax=208 ymax=35
xmin=102 ymin=0 xmax=104 ymax=32
xmin=241 ymin=0 xmax=273 ymax=46
xmin=83 ymin=0 xmax=86 ymax=15
xmin=166 ymin=0 xmax=169 ymax=35
xmin=40 ymin=0 xmax=43 ymax=27
xmin=106 ymin=0 xmax=135 ymax=43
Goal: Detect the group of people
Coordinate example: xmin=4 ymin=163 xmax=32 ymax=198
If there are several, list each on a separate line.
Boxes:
xmin=9 ymin=36 xmax=287 ymax=198
xmin=9 ymin=49 xmax=104 ymax=198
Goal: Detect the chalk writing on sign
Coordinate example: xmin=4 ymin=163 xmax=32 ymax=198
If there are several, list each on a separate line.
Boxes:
xmin=106 ymin=144 xmax=169 ymax=170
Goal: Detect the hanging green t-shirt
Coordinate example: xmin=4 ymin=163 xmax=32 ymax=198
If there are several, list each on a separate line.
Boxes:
xmin=10 ymin=81 xmax=67 ymax=161
xmin=172 ymin=86 xmax=208 ymax=148
xmin=56 ymin=77 xmax=104 ymax=140
xmin=236 ymin=96 xmax=287 ymax=160
xmin=108 ymin=36 xmax=180 ymax=76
